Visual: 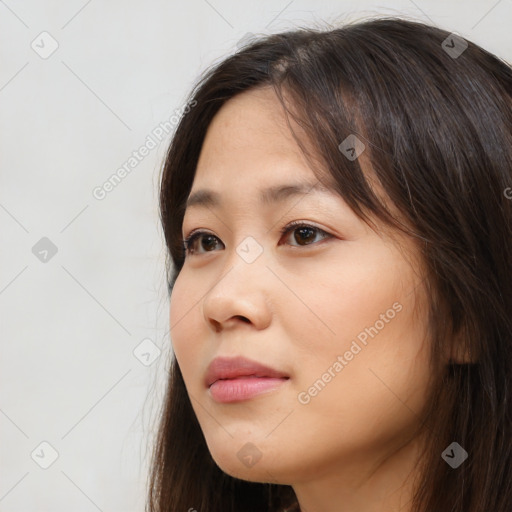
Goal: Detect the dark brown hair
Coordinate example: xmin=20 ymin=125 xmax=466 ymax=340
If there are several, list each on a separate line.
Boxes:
xmin=147 ymin=16 xmax=512 ymax=512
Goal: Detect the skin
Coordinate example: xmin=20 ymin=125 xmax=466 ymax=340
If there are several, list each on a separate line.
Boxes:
xmin=169 ymin=86 xmax=433 ymax=512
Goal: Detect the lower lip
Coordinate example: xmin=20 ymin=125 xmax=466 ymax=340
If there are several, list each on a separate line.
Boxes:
xmin=209 ymin=377 xmax=288 ymax=403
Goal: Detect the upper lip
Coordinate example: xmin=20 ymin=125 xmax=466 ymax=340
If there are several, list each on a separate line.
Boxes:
xmin=204 ymin=356 xmax=289 ymax=387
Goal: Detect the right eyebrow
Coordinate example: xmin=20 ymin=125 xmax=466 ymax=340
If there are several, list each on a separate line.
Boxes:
xmin=184 ymin=180 xmax=332 ymax=211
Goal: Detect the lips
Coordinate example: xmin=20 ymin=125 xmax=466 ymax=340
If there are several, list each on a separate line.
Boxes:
xmin=204 ymin=356 xmax=289 ymax=388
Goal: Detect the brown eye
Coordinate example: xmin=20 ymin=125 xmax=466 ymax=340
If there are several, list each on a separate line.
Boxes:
xmin=280 ymin=222 xmax=332 ymax=247
xmin=183 ymin=233 xmax=223 ymax=255
xmin=293 ymin=226 xmax=317 ymax=245
xmin=183 ymin=222 xmax=332 ymax=257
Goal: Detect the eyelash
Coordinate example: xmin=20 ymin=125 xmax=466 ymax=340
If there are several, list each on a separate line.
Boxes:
xmin=182 ymin=221 xmax=332 ymax=256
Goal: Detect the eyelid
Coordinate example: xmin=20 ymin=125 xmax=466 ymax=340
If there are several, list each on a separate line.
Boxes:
xmin=183 ymin=226 xmax=215 ymax=240
xmin=182 ymin=221 xmax=330 ymax=242
xmin=182 ymin=221 xmax=334 ymax=256
xmin=182 ymin=228 xmax=223 ymax=255
xmin=279 ymin=220 xmax=332 ymax=247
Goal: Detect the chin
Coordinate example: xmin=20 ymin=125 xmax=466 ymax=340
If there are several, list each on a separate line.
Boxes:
xmin=208 ymin=443 xmax=297 ymax=485
xmin=211 ymin=454 xmax=266 ymax=481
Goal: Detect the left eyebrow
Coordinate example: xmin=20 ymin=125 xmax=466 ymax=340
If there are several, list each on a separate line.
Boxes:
xmin=184 ymin=180 xmax=333 ymax=212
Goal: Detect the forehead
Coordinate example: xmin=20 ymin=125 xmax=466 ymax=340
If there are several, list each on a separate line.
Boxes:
xmin=191 ymin=87 xmax=320 ymax=192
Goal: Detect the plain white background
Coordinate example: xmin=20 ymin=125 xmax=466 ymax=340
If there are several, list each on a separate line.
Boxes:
xmin=0 ymin=1 xmax=510 ymax=511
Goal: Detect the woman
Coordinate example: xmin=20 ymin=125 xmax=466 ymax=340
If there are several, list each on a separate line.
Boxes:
xmin=147 ymin=17 xmax=512 ymax=512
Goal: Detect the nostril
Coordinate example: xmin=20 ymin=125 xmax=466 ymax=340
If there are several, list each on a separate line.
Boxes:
xmin=210 ymin=316 xmax=250 ymax=331
xmin=210 ymin=319 xmax=222 ymax=332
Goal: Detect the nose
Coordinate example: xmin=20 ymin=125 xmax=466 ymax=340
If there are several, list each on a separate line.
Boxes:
xmin=202 ymin=258 xmax=273 ymax=333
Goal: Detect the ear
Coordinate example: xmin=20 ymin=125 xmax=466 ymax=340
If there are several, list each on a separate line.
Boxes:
xmin=448 ymin=323 xmax=478 ymax=364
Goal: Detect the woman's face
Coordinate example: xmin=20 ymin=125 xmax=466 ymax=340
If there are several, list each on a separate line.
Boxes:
xmin=169 ymin=87 xmax=431 ymax=489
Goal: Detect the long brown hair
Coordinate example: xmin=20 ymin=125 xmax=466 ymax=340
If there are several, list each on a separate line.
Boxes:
xmin=147 ymin=17 xmax=512 ymax=512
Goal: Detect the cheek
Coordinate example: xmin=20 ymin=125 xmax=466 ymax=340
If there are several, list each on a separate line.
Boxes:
xmin=169 ymin=273 xmax=204 ymax=380
xmin=280 ymin=243 xmax=407 ymax=353
xmin=285 ymin=245 xmax=431 ymax=435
